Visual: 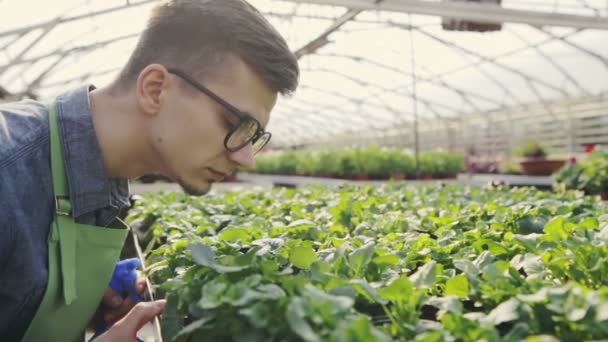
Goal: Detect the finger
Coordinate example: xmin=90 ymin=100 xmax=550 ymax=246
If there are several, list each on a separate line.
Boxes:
xmin=96 ymin=301 xmax=166 ymax=342
xmin=101 ymin=287 xmax=122 ymax=309
xmin=136 ymin=277 xmax=147 ymax=295
xmin=117 ymin=300 xmax=166 ymax=332
xmin=104 ymin=295 xmax=136 ymax=324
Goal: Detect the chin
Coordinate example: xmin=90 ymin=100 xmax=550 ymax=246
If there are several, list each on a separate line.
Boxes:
xmin=177 ymin=177 xmax=212 ymax=196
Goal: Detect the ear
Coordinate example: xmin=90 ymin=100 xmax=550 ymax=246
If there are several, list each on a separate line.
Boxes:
xmin=136 ymin=64 xmax=172 ymax=116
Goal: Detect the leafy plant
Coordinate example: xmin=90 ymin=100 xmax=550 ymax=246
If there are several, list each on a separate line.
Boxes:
xmin=247 ymin=148 xmax=464 ymax=179
xmin=517 ymin=140 xmax=547 ymax=159
xmin=555 ymin=151 xmax=608 ymax=195
xmin=127 ymin=184 xmax=608 ymax=341
xmin=499 ymin=159 xmax=522 ymax=175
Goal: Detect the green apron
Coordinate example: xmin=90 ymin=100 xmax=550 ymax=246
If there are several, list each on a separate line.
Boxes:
xmin=21 ymin=103 xmax=129 ymax=342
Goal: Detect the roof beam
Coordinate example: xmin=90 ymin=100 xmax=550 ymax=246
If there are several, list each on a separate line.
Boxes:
xmin=37 ymin=67 xmax=120 ymax=89
xmin=0 ymin=0 xmax=158 ymax=39
xmin=0 ymin=33 xmax=138 ymax=70
xmin=315 ymin=53 xmax=503 ymax=107
xmin=18 ymin=53 xmax=68 ymax=96
xmin=406 ymin=25 xmax=569 ymax=96
xmin=507 ymin=28 xmax=588 ymax=95
xmin=294 ymin=0 xmax=386 ymax=58
xmin=294 ymin=8 xmax=361 ymax=58
xmin=0 ymin=26 xmax=56 ymax=75
xmin=537 ymin=28 xmax=608 ymax=68
xmin=303 ymin=66 xmax=465 ymax=114
xmin=0 ymin=32 xmax=26 ymax=52
xmin=282 ymin=0 xmax=608 ymax=30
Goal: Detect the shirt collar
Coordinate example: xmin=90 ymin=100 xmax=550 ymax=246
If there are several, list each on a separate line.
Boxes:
xmin=54 ymin=85 xmax=130 ymax=218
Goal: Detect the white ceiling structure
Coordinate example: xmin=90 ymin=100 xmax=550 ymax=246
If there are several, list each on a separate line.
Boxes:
xmin=0 ymin=0 xmax=607 ymax=148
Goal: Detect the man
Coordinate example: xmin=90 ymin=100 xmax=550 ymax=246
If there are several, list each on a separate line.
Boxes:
xmin=0 ymin=0 xmax=299 ymax=340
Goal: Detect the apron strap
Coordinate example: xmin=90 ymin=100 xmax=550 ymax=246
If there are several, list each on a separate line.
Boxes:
xmin=49 ymin=103 xmax=78 ymax=305
xmin=49 ymin=103 xmax=72 ymax=214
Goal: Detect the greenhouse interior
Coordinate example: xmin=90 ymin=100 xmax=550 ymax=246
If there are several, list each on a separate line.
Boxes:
xmin=1 ymin=0 xmax=607 ymax=341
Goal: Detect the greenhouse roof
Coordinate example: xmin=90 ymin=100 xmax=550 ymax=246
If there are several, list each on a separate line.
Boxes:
xmin=1 ymin=0 xmax=607 ymax=147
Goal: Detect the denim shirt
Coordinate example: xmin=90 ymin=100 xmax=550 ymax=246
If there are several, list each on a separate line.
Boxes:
xmin=0 ymin=85 xmax=130 ymax=341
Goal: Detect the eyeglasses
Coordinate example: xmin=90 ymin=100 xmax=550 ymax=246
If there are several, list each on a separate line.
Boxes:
xmin=167 ymin=67 xmax=271 ymax=154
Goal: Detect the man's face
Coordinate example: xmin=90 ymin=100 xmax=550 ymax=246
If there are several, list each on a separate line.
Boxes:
xmin=146 ymin=56 xmax=276 ymax=195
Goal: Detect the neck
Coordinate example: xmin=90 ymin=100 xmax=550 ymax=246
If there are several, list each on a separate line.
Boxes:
xmin=89 ymin=85 xmax=158 ymax=179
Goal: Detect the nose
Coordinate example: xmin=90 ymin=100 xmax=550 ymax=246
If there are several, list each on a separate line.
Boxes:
xmin=227 ymin=143 xmax=255 ymax=169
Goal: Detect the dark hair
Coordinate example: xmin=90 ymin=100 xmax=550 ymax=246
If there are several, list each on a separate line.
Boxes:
xmin=115 ymin=0 xmax=299 ymax=95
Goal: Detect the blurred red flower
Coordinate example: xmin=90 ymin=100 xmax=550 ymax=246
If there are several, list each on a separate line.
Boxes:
xmin=584 ymin=144 xmax=596 ymax=153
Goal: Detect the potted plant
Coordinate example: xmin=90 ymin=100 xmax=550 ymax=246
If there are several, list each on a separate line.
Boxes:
xmin=317 ymin=150 xmax=339 ymax=178
xmin=554 ymin=151 xmax=608 ymax=199
xmin=439 ymin=152 xmax=464 ymax=178
xmin=388 ymin=151 xmax=413 ymax=180
xmin=517 ymin=140 xmax=565 ymax=176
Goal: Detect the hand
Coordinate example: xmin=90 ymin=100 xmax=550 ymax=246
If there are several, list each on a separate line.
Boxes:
xmin=93 ymin=300 xmax=166 ymax=342
xmin=100 ymin=277 xmax=147 ymax=324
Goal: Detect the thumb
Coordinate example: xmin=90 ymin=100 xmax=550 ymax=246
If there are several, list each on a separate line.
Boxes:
xmin=115 ymin=300 xmax=166 ymax=334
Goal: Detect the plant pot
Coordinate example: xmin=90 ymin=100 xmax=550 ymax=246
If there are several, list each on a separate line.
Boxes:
xmin=519 ymin=159 xmax=566 ymax=176
xmin=354 ymin=174 xmax=369 ymax=180
xmin=390 ymin=173 xmax=405 ymax=180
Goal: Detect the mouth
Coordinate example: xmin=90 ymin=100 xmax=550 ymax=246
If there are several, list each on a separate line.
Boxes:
xmin=207 ymin=168 xmax=228 ymax=181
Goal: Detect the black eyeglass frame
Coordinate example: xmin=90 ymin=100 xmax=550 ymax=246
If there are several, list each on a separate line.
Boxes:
xmin=167 ymin=67 xmax=271 ymax=154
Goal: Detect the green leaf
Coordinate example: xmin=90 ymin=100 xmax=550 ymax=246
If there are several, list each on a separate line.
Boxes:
xmin=348 ymin=242 xmax=375 ymax=276
xmin=219 ymin=227 xmax=252 ymax=243
xmin=161 ymin=294 xmax=183 ymax=342
xmin=578 ymin=217 xmax=599 ymax=230
xmin=189 ymin=243 xmax=248 ymax=273
xmin=410 ymin=261 xmax=437 ymax=288
xmin=230 ymin=289 xmax=268 ymax=307
xmin=425 ymin=296 xmax=463 ymax=316
xmin=543 ymin=216 xmax=568 ymax=241
xmin=414 ymin=331 xmax=443 ymax=342
xmin=472 ymin=239 xmax=508 ymax=256
xmin=174 ymin=316 xmax=214 ymax=339
xmin=596 ymin=302 xmax=608 ymax=321
xmin=518 ymin=288 xmax=548 ymax=303
xmin=517 ymin=216 xmax=547 ymax=235
xmin=473 ymin=251 xmax=495 ymax=269
xmin=454 ymin=259 xmax=480 ymax=277
xmin=286 ymin=298 xmax=319 ymax=342
xmin=372 ymin=254 xmax=400 ymax=266
xmin=199 ymin=281 xmax=228 ymax=309
xmin=380 ymin=276 xmax=413 ymax=302
xmin=258 ymin=284 xmax=287 ymax=299
xmin=512 ymin=234 xmax=543 ymax=251
xmin=304 ymin=284 xmax=354 ymax=311
xmin=333 ymin=316 xmax=393 ymax=342
xmin=484 ymin=298 xmax=521 ymax=325
xmin=239 ymin=302 xmax=272 ymax=329
xmin=510 ymin=253 xmax=545 ymax=279
xmin=189 ymin=243 xmax=216 ymax=267
xmin=288 ymin=219 xmax=315 ymax=228
xmin=350 ymin=279 xmax=387 ymax=304
xmin=445 ymin=274 xmax=469 ymax=299
xmin=290 ymin=245 xmax=318 ymax=270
